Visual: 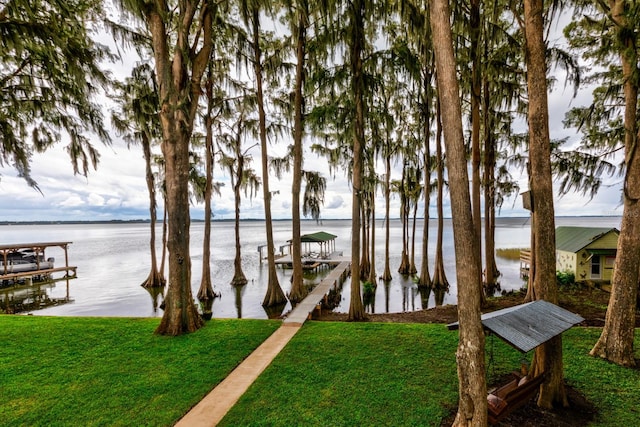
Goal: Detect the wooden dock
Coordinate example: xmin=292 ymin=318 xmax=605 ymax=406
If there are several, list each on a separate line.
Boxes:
xmin=1 ymin=242 xmax=76 ymax=285
xmin=0 ymin=266 xmax=77 ymax=284
xmin=283 ymin=261 xmax=350 ymax=326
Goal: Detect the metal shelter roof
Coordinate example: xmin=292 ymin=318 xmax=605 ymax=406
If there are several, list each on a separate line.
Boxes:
xmin=448 ymin=300 xmax=584 ymax=353
xmin=555 ymin=226 xmax=618 ymax=253
xmin=299 ymin=232 xmax=337 ymax=243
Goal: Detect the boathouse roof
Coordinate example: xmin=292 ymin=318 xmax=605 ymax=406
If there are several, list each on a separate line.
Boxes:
xmin=555 ymin=226 xmax=619 ymax=253
xmin=0 ymin=242 xmax=73 ymax=251
xmin=448 ymin=300 xmax=584 ymax=353
xmin=299 ymin=232 xmax=337 ymax=243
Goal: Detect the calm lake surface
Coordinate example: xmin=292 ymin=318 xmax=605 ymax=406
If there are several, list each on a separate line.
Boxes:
xmin=0 ymin=216 xmax=621 ymax=319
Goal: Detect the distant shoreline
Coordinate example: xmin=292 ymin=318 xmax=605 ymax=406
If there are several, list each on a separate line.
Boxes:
xmin=0 ymin=215 xmax=622 ymax=226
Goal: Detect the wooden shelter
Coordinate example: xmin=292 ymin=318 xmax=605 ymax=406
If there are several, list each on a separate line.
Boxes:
xmin=0 ymin=242 xmax=76 ymax=284
xmin=287 ymin=231 xmax=338 ymax=258
xmin=448 ymin=301 xmax=584 ymax=424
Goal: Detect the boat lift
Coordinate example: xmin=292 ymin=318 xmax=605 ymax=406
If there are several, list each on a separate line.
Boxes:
xmin=0 ymin=242 xmax=77 ymax=284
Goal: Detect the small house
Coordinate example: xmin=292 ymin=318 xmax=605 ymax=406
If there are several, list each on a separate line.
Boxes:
xmin=555 ymin=226 xmax=619 ymax=283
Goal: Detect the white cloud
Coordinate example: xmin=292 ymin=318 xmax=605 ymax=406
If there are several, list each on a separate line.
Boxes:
xmin=88 ymin=193 xmax=105 ymax=206
xmin=58 ymin=195 xmax=85 ymax=208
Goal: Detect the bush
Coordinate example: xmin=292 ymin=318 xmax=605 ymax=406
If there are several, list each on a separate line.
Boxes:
xmin=556 ymin=270 xmax=575 ymax=287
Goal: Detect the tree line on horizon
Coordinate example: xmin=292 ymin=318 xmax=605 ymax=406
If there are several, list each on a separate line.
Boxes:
xmin=2 ymin=0 xmax=638 ymax=425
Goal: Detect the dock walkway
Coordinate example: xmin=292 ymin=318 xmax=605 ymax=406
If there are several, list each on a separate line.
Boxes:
xmin=283 ymin=261 xmax=350 ymax=326
xmin=175 ymin=260 xmax=351 ymax=427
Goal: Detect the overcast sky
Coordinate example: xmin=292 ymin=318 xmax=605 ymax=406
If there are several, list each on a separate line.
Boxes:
xmin=0 ymin=12 xmax=625 ymax=222
xmin=0 ymin=83 xmax=624 ymax=222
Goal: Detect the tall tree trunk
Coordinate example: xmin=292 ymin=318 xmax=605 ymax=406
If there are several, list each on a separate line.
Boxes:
xmin=367 ymin=191 xmax=377 ymax=284
xmin=483 ymin=82 xmax=499 ymax=292
xmin=231 ymin=161 xmax=248 ymax=286
xmin=524 ymin=214 xmax=537 ymax=301
xmin=419 ymin=70 xmax=432 ymax=289
xmin=141 ymin=134 xmax=165 ymax=288
xmin=523 ymin=0 xmax=565 ymax=408
xmin=161 ymin=200 xmax=167 ymax=277
xmin=360 ymin=201 xmax=371 ymax=279
xmin=198 ymin=77 xmax=217 ymax=300
xmin=409 ymin=199 xmax=418 ymax=275
xmin=381 ymin=155 xmax=392 ymax=281
xmin=348 ymin=0 xmax=365 ymax=321
xmin=251 ymin=9 xmax=287 ymax=308
xmin=590 ymin=0 xmax=639 ymax=368
xmin=289 ymin=14 xmax=308 ymax=304
xmin=156 ymin=130 xmax=203 ymax=334
xmin=151 ymin=2 xmax=212 ymax=335
xmin=430 ymin=0 xmax=486 ymax=423
xmin=398 ymin=167 xmax=411 ymax=275
xmin=470 ymin=0 xmax=485 ymax=307
xmin=432 ymin=98 xmax=449 ymax=291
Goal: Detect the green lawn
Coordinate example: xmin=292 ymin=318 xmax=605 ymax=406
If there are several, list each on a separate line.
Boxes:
xmin=221 ymin=323 xmax=640 ymax=427
xmin=0 ymin=316 xmax=280 ymax=426
xmin=1 ymin=316 xmax=638 ymax=426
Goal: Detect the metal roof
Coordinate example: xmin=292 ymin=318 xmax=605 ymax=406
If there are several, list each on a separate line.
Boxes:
xmin=0 ymin=242 xmax=73 ymax=251
xmin=555 ymin=226 xmax=618 ymax=253
xmin=448 ymin=300 xmax=584 ymax=353
xmin=299 ymin=232 xmax=337 ymax=243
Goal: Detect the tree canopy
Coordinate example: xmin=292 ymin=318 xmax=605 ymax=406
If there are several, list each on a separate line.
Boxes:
xmin=0 ymin=0 xmax=113 ymax=189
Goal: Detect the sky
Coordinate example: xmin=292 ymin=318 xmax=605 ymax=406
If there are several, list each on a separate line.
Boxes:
xmin=0 ymin=12 xmax=626 ymax=222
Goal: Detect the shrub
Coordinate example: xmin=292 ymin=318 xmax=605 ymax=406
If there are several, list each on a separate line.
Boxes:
xmin=556 ymin=270 xmax=575 ymax=287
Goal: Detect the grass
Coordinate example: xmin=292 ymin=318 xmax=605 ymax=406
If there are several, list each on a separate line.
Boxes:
xmin=220 ymin=322 xmax=459 ymax=426
xmin=0 ymin=316 xmax=280 ymax=426
xmin=221 ymin=323 xmax=640 ymax=427
xmin=495 ymin=247 xmax=528 ymax=261
xmin=563 ymin=328 xmax=640 ymax=426
xmin=1 ymin=317 xmax=638 ymax=426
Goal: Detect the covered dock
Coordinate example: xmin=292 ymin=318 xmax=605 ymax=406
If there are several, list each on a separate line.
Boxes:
xmin=0 ymin=242 xmax=77 ymax=285
xmin=286 ymin=231 xmax=338 ymax=258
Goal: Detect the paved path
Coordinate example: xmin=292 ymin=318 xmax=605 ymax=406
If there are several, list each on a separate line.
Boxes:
xmin=175 ymin=325 xmax=300 ymax=427
xmin=175 ymin=261 xmax=351 ymax=427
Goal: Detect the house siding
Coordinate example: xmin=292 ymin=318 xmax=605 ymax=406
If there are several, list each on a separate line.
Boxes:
xmin=556 ymin=250 xmax=577 ymax=275
xmin=585 ymin=231 xmax=619 ymax=250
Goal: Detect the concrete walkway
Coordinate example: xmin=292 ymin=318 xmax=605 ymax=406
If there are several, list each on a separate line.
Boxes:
xmin=175 ymin=261 xmax=351 ymax=426
xmin=175 ymin=325 xmax=300 ymax=427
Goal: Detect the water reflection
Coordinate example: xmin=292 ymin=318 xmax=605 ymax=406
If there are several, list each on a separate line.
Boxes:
xmin=434 ymin=288 xmax=446 ymax=306
xmin=200 ymin=298 xmax=214 ymax=320
xmin=324 ymin=280 xmax=343 ymax=310
xmin=418 ymin=286 xmax=431 ymax=309
xmin=0 ymin=277 xmax=73 ymax=314
xmin=400 ymin=276 xmax=418 ymax=312
xmin=234 ymin=284 xmax=245 ymax=318
xmin=383 ymin=280 xmax=391 ymax=312
xmin=263 ymin=302 xmax=286 ymax=319
xmin=363 ymin=283 xmax=376 ymax=313
xmin=143 ymin=286 xmax=164 ymax=315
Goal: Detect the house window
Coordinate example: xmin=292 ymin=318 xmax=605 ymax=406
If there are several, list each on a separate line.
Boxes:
xmin=591 ymin=256 xmax=601 ymax=279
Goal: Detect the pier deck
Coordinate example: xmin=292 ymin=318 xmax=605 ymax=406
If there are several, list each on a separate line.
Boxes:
xmin=283 ymin=261 xmax=351 ymax=326
xmin=274 ymin=251 xmax=349 ymax=265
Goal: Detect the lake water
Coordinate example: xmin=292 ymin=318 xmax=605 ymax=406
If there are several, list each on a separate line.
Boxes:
xmin=0 ymin=216 xmax=621 ymax=319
